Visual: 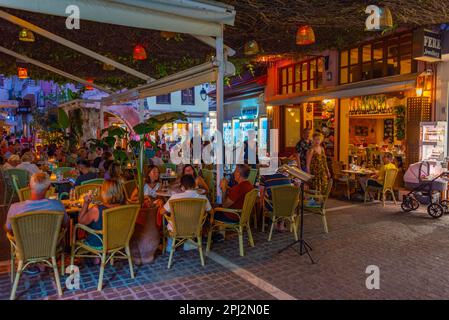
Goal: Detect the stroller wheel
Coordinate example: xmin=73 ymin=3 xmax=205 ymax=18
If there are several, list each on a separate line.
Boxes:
xmin=427 ymin=203 xmax=444 ymax=218
xmin=440 ymin=200 xmax=449 ymax=214
xmin=401 ymin=196 xmax=419 ymax=212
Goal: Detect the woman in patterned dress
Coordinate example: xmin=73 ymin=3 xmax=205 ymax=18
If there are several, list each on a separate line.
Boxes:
xmin=306 ymin=132 xmax=331 ymax=195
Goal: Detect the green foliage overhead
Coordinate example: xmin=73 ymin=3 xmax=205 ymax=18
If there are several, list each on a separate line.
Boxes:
xmin=58 ymin=108 xmax=70 ymax=129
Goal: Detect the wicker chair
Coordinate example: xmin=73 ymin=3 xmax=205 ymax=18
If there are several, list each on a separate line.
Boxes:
xmin=70 ymin=205 xmax=140 ymax=291
xmin=122 ymin=180 xmax=137 ymax=204
xmin=53 ymin=167 xmax=74 ymax=176
xmin=304 ymin=179 xmax=333 ymax=233
xmin=264 ymin=185 xmax=300 ymax=241
xmin=4 ymin=169 xmax=29 ymax=205
xmin=248 ymin=168 xmax=258 ymax=186
xmin=81 ymin=178 xmax=105 ymax=186
xmin=74 ymin=184 xmax=102 ymax=200
xmin=17 ymin=186 xmax=57 ymax=202
xmin=364 ymin=168 xmax=398 ymax=207
xmin=332 ymin=161 xmax=352 ymax=200
xmin=207 ymin=189 xmax=258 ymax=256
xmin=164 ymin=198 xmax=208 ymax=268
xmin=8 ymin=211 xmax=65 ymax=300
xmin=201 ymin=169 xmax=216 ymax=203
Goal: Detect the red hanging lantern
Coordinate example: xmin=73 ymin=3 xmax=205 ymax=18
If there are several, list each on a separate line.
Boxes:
xmin=18 ymin=67 xmax=28 ymax=79
xmin=296 ymin=25 xmax=315 ymax=45
xmin=85 ymin=79 xmax=94 ymax=90
xmin=133 ymin=44 xmax=147 ymax=60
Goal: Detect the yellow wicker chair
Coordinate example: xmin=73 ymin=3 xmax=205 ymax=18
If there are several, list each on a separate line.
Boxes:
xmin=201 ymin=169 xmax=216 ymax=204
xmin=303 ymin=179 xmax=333 ymax=233
xmin=164 ymin=198 xmax=208 ymax=269
xmin=264 ymin=185 xmax=300 ymax=242
xmin=332 ymin=161 xmax=352 ymax=200
xmin=8 ymin=211 xmax=65 ymax=300
xmin=74 ymin=184 xmax=102 ymax=200
xmin=207 ymin=189 xmax=258 ymax=257
xmin=17 ymin=186 xmax=57 ymax=202
xmin=70 ymin=205 xmax=140 ymax=291
xmin=364 ymin=168 xmax=398 ymax=207
xmin=81 ymin=178 xmax=105 ymax=186
xmin=122 ymin=180 xmax=138 ymax=204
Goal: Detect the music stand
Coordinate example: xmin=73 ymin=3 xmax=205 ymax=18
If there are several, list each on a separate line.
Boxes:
xmin=277 ymin=165 xmax=315 ymax=264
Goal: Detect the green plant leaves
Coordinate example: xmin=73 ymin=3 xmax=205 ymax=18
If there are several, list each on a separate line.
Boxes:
xmin=58 ymin=108 xmax=70 ymax=129
xmin=104 ymin=136 xmax=117 ymax=148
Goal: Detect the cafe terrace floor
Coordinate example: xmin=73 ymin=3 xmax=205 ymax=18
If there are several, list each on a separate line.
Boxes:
xmin=1 ymin=198 xmax=449 ymax=300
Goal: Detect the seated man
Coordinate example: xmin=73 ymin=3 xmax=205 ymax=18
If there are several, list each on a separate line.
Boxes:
xmin=6 ymin=172 xmax=69 ymax=231
xmin=74 ymin=159 xmax=97 ymax=186
xmin=215 ymin=164 xmax=254 ymax=223
xmin=161 ymin=174 xmax=212 ymax=252
xmin=359 ymin=152 xmax=397 ymax=199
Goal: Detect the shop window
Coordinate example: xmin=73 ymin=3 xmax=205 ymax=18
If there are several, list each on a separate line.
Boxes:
xmin=156 ymin=93 xmax=171 ymax=104
xmin=181 ymin=87 xmax=195 ymax=105
xmin=279 ymin=57 xmax=323 ymax=95
xmin=339 ymin=31 xmax=415 ymax=84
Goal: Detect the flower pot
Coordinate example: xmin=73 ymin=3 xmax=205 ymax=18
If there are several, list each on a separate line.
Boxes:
xmin=130 ymin=206 xmax=160 ymax=265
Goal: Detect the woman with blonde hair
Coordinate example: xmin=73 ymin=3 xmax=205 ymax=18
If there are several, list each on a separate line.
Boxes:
xmin=306 ymin=132 xmax=331 ymax=195
xmin=78 ymin=179 xmax=124 ymax=249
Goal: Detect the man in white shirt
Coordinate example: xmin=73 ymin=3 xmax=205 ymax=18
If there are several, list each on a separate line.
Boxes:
xmin=161 ymin=174 xmax=212 ymax=252
xmin=162 ymin=174 xmax=212 ymax=214
xmin=16 ymin=152 xmax=41 ymax=175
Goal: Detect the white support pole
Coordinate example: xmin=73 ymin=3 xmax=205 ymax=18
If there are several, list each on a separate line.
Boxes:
xmin=99 ymin=104 xmax=104 ymax=132
xmin=215 ymin=25 xmax=225 ymax=203
xmin=138 ymin=99 xmax=145 ymax=123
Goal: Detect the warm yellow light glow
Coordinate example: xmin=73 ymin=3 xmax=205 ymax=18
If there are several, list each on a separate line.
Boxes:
xmin=415 ymin=88 xmax=423 ymax=97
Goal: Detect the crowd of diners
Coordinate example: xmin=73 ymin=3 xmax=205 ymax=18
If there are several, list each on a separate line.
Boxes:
xmin=2 ymin=130 xmax=399 ymax=269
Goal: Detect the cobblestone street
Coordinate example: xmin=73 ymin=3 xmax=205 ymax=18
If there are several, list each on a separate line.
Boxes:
xmin=2 ymin=199 xmax=449 ymax=300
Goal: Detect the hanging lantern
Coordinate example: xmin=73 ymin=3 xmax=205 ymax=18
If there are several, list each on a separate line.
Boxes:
xmin=17 ymin=67 xmax=28 ymax=79
xmin=19 ymin=28 xmax=35 ymax=42
xmin=379 ymin=7 xmax=393 ymax=30
xmin=85 ymin=79 xmax=94 ymax=90
xmin=103 ymin=63 xmax=115 ymax=71
xmin=244 ymin=40 xmax=260 ymax=56
xmin=133 ymin=44 xmax=147 ymax=60
xmin=161 ymin=31 xmax=176 ymax=40
xmin=296 ymin=25 xmax=315 ymax=45
xmin=200 ymin=87 xmax=207 ymax=101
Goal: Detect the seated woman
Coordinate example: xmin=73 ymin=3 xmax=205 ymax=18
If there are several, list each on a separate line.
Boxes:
xmin=131 ymin=165 xmax=162 ymax=201
xmin=78 ymin=179 xmax=124 ymax=250
xmin=182 ymin=164 xmax=209 ymax=193
xmin=359 ymin=152 xmax=397 ymax=199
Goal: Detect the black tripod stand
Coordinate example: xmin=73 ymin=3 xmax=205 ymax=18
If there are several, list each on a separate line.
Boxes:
xmin=278 ymin=182 xmax=315 ymax=264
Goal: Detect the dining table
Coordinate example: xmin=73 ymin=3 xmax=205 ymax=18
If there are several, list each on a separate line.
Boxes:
xmin=61 ymin=199 xmax=98 ymax=249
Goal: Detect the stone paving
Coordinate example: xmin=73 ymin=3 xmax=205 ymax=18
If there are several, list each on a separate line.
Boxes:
xmin=2 ymin=198 xmax=449 ymax=300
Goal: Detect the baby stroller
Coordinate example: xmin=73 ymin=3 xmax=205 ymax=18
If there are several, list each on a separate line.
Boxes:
xmin=401 ymin=161 xmax=449 ymax=218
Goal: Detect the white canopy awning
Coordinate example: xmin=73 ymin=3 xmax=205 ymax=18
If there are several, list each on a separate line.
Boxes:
xmin=0 ymin=0 xmax=235 ymax=36
xmin=102 ymin=60 xmax=235 ymax=105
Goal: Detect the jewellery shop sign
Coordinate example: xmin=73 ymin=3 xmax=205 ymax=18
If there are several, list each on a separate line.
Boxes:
xmin=413 ymin=28 xmax=442 ymax=62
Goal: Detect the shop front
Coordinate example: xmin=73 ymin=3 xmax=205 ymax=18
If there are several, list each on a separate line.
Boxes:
xmin=265 ymin=28 xmax=443 ymax=180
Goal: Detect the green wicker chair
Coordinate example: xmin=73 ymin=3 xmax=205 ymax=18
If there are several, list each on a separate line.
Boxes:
xmin=4 ymin=169 xmax=29 ymax=205
xmin=70 ymin=205 xmax=140 ymax=291
xmin=53 ymin=167 xmax=74 ymax=178
xmin=164 ymin=198 xmax=208 ymax=269
xmin=201 ymin=169 xmax=216 ymax=204
xmin=8 ymin=211 xmax=65 ymax=300
xmin=81 ymin=178 xmax=105 ymax=186
xmin=265 ymin=185 xmax=300 ymax=241
xmin=304 ymin=179 xmax=333 ymax=233
xmin=248 ymin=168 xmax=258 ymax=186
xmin=207 ymin=189 xmax=258 ymax=256
xmin=163 ymin=163 xmax=177 ymax=172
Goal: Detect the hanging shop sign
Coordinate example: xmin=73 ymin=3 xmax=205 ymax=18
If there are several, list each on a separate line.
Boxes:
xmin=16 ymin=99 xmax=31 ymax=114
xmin=413 ymin=29 xmax=442 ymax=62
xmin=241 ymin=105 xmax=258 ymax=119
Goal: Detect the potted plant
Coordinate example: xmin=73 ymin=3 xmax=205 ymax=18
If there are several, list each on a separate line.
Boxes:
xmin=89 ymin=111 xmax=186 ymax=264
